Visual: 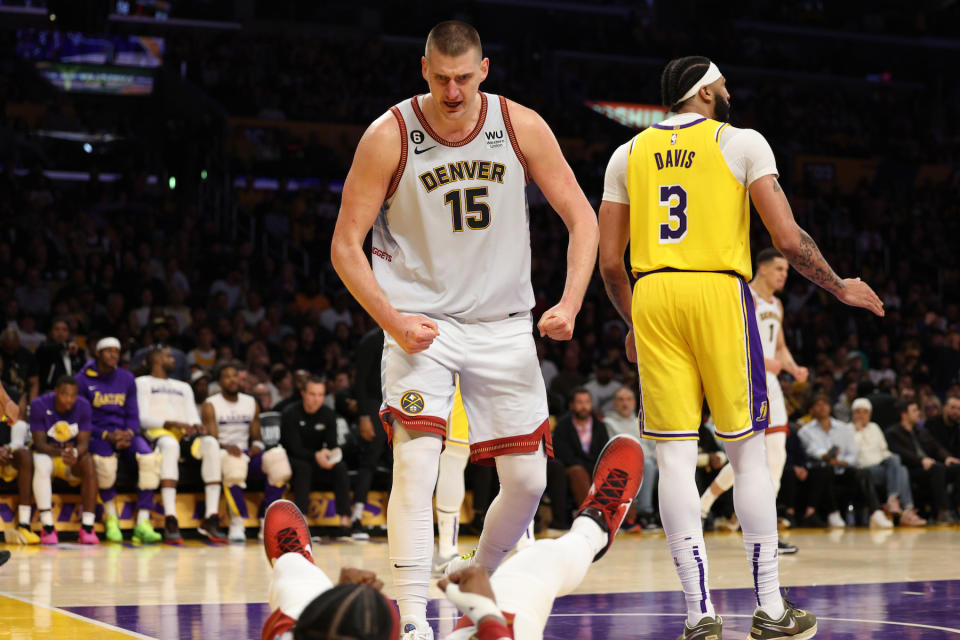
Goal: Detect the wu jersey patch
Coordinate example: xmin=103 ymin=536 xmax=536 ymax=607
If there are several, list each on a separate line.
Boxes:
xmin=400 ymin=391 xmax=425 ymax=415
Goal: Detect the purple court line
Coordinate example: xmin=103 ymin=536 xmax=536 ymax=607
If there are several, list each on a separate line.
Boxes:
xmin=65 ymin=580 xmax=960 ymax=639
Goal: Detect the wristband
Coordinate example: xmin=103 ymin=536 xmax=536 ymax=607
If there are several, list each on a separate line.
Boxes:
xmin=251 ymin=440 xmax=265 ymax=451
xmin=443 ymin=584 xmax=506 ymax=626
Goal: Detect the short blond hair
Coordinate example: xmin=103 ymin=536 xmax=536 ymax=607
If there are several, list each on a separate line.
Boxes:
xmin=425 ymin=20 xmax=482 ymax=58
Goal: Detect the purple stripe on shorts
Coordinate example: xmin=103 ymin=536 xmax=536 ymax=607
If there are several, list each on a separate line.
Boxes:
xmin=738 ymin=278 xmax=769 ymax=433
xmin=752 ymin=542 xmax=761 ymax=606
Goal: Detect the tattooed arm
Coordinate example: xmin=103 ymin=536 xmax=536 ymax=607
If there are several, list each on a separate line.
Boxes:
xmin=750 ymin=175 xmax=884 ymax=316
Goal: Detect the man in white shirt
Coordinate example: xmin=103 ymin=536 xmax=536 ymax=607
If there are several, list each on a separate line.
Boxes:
xmin=798 ymin=395 xmax=891 ymax=528
xmin=850 ymin=398 xmax=925 ymax=526
xmin=603 ymin=387 xmax=658 ymax=526
xmin=137 ymin=345 xmax=226 ymax=543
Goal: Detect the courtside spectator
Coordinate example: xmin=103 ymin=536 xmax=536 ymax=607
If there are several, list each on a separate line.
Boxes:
xmin=35 ymin=317 xmax=86 ymax=393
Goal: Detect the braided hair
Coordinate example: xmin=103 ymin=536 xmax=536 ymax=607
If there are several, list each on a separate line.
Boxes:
xmin=294 ymin=584 xmax=400 ymax=640
xmin=660 ymin=56 xmax=712 ymax=111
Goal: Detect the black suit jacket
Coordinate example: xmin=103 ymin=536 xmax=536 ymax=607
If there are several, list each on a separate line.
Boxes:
xmin=885 ymin=423 xmax=951 ymax=469
xmin=553 ymin=413 xmax=609 ymax=470
xmin=924 ymin=416 xmax=960 ymax=458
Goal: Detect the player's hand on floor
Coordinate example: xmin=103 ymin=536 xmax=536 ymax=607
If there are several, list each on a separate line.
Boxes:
xmin=836 ymin=278 xmax=884 ymax=317
xmin=439 ymin=565 xmax=496 ymax=602
xmin=538 ymin=303 xmax=575 ymax=341
xmin=338 ymin=567 xmax=383 ymax=591
xmin=392 ymin=315 xmax=439 ymax=354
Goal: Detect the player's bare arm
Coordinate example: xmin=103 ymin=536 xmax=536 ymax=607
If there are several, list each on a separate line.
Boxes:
xmin=507 ymin=99 xmax=599 ymax=341
xmin=200 ymin=401 xmax=218 ymax=440
xmin=750 ymin=175 xmax=883 ymax=317
xmin=0 ymin=386 xmax=18 ymax=423
xmin=774 ymin=299 xmax=808 ymax=382
xmin=32 ymin=431 xmax=60 ymax=458
xmin=331 ymin=112 xmax=439 ymax=354
xmin=74 ymin=430 xmax=91 ymax=460
xmin=249 ymin=404 xmax=263 ymax=457
xmin=598 ymin=200 xmax=637 ymax=363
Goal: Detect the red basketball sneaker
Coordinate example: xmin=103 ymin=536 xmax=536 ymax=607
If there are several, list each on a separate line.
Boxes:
xmin=263 ymin=499 xmax=314 ymax=566
xmin=574 ymin=434 xmax=645 ymax=561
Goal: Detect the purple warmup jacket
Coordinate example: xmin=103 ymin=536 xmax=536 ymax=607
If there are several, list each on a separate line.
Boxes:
xmin=29 ymin=392 xmax=93 ymax=446
xmin=75 ymin=361 xmax=140 ymax=439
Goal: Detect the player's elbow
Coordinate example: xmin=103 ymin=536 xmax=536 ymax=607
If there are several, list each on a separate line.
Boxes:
xmin=770 ymin=229 xmax=801 ymax=259
xmin=599 ymin=257 xmax=626 ymax=284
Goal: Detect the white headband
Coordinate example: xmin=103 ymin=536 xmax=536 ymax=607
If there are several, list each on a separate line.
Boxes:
xmin=678 ymin=62 xmax=722 ymax=104
xmin=96 ymin=337 xmax=121 ymax=352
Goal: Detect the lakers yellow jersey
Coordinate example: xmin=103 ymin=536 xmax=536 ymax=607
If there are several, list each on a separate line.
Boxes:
xmin=626 ymin=117 xmax=752 ymax=279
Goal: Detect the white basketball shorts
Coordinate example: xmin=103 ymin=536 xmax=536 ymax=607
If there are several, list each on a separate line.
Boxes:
xmin=379 ymin=311 xmax=551 ymax=465
xmin=765 ymin=372 xmax=788 ymax=433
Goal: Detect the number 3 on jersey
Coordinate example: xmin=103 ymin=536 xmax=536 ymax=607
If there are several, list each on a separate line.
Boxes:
xmin=658 ymin=184 xmax=688 ymax=244
xmin=445 ymin=187 xmax=490 ymax=232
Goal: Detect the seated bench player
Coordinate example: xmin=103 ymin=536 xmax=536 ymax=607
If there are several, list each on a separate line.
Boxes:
xmin=30 ymin=376 xmax=99 ymax=544
xmin=203 ymin=362 xmax=292 ymax=542
xmin=261 ymin=434 xmax=645 ymax=640
xmin=75 ymin=337 xmax=162 ymax=543
xmin=0 ymin=383 xmax=37 ymax=544
xmin=136 ymin=345 xmax=226 ymax=543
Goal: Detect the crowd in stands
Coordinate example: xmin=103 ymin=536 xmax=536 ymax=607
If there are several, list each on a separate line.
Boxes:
xmin=2 ymin=7 xmax=960 ymax=541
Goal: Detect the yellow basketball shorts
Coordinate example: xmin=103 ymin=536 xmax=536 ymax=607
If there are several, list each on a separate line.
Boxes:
xmin=632 ymin=270 xmax=768 ymax=441
xmin=52 ymin=456 xmax=83 ymax=486
xmin=0 ymin=462 xmax=17 ymax=483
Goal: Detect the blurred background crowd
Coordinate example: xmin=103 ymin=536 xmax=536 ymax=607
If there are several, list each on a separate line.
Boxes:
xmin=1 ymin=0 xmax=959 ymax=532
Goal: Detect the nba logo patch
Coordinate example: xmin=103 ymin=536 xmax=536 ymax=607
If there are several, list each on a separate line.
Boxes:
xmin=400 ymin=391 xmax=425 ymax=415
xmin=670 ymin=133 xmax=678 ymax=145
xmin=757 ymin=401 xmax=768 ymax=422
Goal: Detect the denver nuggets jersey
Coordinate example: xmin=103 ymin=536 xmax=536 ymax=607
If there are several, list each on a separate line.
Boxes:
xmin=207 ymin=392 xmax=256 ymax=450
xmin=752 ymin=289 xmax=782 ymax=361
xmin=372 ymin=93 xmax=534 ymax=321
xmin=626 ymin=117 xmax=753 ymax=279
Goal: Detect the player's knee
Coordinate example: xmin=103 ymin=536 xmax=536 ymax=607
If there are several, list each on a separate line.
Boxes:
xmin=261 ymin=446 xmax=292 ymax=486
xmin=136 ymin=450 xmax=163 ymax=490
xmin=33 ymin=453 xmax=53 ymax=477
xmin=198 ymin=435 xmax=219 ymax=458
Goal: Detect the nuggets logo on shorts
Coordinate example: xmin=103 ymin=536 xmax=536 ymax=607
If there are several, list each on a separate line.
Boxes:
xmin=49 ymin=420 xmax=78 ymax=443
xmin=400 ymin=391 xmax=425 ymax=415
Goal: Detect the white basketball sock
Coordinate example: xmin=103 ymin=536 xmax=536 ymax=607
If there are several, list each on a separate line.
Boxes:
xmin=388 ymin=426 xmax=442 ymax=621
xmin=765 ymin=431 xmax=787 ymax=496
xmin=199 ymin=436 xmax=221 ymax=483
xmin=157 ymin=436 xmax=180 ymax=482
xmin=269 ymin=552 xmax=334 ymax=618
xmin=18 ymin=505 xmax=31 ymax=526
xmin=490 ymin=522 xmax=598 ymax=633
xmin=204 ymin=483 xmax=221 ymax=518
xmin=351 ymin=502 xmax=365 ymax=522
xmin=475 ymin=445 xmax=546 ymax=572
xmin=726 ymin=434 xmax=783 ymax=619
xmin=40 ymin=509 xmax=54 ymax=527
xmin=162 ymin=487 xmax=177 ymax=516
xmin=436 ymin=443 xmax=469 ymax=558
xmin=104 ymin=501 xmax=118 ymax=519
xmin=32 ymin=453 xmax=53 ymax=511
xmin=657 ymin=440 xmax=716 ymax=624
xmin=82 ymin=512 xmax=95 ymax=527
xmin=137 ymin=509 xmax=151 ymax=525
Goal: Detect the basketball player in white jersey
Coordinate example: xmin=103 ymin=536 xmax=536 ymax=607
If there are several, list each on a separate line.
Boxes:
xmin=203 ymin=362 xmax=292 ymax=542
xmin=136 ymin=345 xmax=225 ymax=543
xmin=331 ymin=21 xmax=598 ymax=639
xmin=698 ymin=248 xmax=809 ymax=553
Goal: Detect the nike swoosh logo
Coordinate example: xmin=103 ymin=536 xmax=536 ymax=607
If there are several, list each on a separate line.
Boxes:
xmin=756 ymin=616 xmax=799 ymax=634
xmin=413 ymin=146 xmax=436 ymax=155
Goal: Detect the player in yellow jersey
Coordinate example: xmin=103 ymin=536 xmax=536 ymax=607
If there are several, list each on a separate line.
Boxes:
xmin=599 ymin=56 xmax=883 ymax=640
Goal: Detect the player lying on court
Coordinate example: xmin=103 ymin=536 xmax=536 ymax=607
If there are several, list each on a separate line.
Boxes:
xmin=260 ymin=434 xmax=644 ymax=640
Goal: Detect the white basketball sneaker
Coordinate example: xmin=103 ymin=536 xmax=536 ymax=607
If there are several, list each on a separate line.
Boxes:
xmin=400 ymin=615 xmax=434 ymax=640
xmin=439 ymin=548 xmax=477 ymax=577
xmin=228 ymin=517 xmax=246 ymax=542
